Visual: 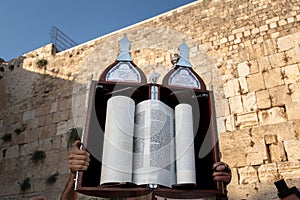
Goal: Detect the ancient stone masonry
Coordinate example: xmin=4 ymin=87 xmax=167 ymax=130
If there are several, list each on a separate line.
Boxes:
xmin=0 ymin=0 xmax=300 ymax=199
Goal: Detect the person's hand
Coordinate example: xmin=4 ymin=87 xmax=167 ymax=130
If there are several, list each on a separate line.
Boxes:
xmin=68 ymin=140 xmax=90 ymax=174
xmin=212 ymin=162 xmax=232 ymax=185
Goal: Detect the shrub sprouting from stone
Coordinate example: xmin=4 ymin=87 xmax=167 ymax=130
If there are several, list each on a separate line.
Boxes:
xmin=20 ymin=177 xmax=31 ymax=192
xmin=1 ymin=133 xmax=12 ymax=143
xmin=67 ymin=127 xmax=82 ymax=149
xmin=31 ymin=150 xmax=46 ymax=163
xmin=36 ymin=59 xmax=48 ymax=69
xmin=45 ymin=172 xmax=59 ymax=185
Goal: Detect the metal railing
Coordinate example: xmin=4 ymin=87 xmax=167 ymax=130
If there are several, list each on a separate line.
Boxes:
xmin=50 ymin=26 xmax=78 ymax=52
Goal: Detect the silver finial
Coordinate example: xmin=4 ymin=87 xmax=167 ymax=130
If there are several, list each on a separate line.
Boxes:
xmin=149 ymin=72 xmax=160 ymax=100
xmin=149 ymin=72 xmax=160 ymax=84
xmin=176 ymin=42 xmax=192 ymax=67
xmin=116 ymin=35 xmax=132 ymax=61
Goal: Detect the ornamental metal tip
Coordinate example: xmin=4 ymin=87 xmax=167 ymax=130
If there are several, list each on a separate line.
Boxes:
xmin=116 ymin=34 xmax=132 ymax=61
xmin=149 ymin=72 xmax=161 ymax=84
xmin=176 ymin=42 xmax=192 ymax=67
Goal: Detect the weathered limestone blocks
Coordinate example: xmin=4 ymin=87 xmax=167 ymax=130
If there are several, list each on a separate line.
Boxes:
xmin=284 ymin=139 xmax=300 ymax=161
xmin=278 ymin=161 xmax=300 ymax=179
xmin=257 ymin=163 xmax=279 ymax=182
xmin=236 ymin=111 xmax=259 ymax=129
xmin=277 ymin=32 xmax=300 ymax=52
xmin=220 ymin=119 xmax=300 ymax=189
xmin=258 ymin=107 xmax=287 ymax=126
xmin=286 ymin=101 xmax=300 ymax=120
xmin=239 ymin=166 xmax=259 ymax=184
xmin=255 ymin=90 xmax=271 ymax=109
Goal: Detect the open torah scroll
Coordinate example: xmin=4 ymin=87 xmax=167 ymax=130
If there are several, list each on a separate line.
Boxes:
xmin=100 ymin=96 xmax=196 ymax=188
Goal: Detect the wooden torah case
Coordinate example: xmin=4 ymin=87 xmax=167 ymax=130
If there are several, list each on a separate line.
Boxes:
xmin=75 ymin=81 xmax=227 ymax=199
xmin=75 ymin=38 xmax=227 ymax=199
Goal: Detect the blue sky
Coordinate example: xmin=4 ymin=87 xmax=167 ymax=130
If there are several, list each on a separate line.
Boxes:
xmin=0 ymin=0 xmax=195 ymax=61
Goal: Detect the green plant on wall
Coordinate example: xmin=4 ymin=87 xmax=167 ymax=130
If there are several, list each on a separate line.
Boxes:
xmin=45 ymin=172 xmax=59 ymax=185
xmin=20 ymin=177 xmax=31 ymax=192
xmin=67 ymin=127 xmax=82 ymax=149
xmin=36 ymin=59 xmax=48 ymax=69
xmin=1 ymin=133 xmax=12 ymax=143
xmin=14 ymin=124 xmax=26 ymax=135
xmin=14 ymin=128 xmax=22 ymax=134
xmin=31 ymin=150 xmax=46 ymax=163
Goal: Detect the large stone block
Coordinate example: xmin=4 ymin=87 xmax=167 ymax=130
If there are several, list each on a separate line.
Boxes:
xmin=281 ymin=64 xmax=300 ymax=85
xmin=37 ymin=115 xmax=47 ymax=127
xmin=238 ymin=77 xmax=248 ymax=95
xmin=217 ymin=116 xmax=226 ymax=133
xmin=285 ymin=47 xmax=300 ymax=65
xmin=264 ymin=135 xmax=277 ymax=145
xmin=5 ymin=145 xmax=19 ymax=159
xmin=236 ymin=111 xmax=259 ymax=129
xmin=249 ymin=59 xmax=259 ymax=74
xmin=230 ymin=167 xmax=239 ymax=185
xmin=257 ymin=56 xmax=271 ymax=72
xmin=277 ymin=32 xmax=300 ymax=52
xmin=51 ymin=135 xmax=63 ymax=150
xmin=229 ymin=95 xmax=244 ymax=114
xmin=225 ymin=114 xmax=236 ymax=131
xmin=268 ymin=142 xmax=287 ymax=162
xmin=14 ymin=127 xmax=39 ymax=145
xmin=257 ymin=163 xmax=279 ymax=182
xmin=247 ymin=73 xmax=265 ymax=92
xmin=278 ymin=161 xmax=300 ymax=179
xmin=238 ymin=166 xmax=259 ymax=184
xmin=227 ymin=183 xmax=261 ymax=200
xmin=268 ymin=54 xmax=286 ymax=71
xmin=245 ymin=136 xmax=268 ymax=165
xmin=22 ymin=110 xmax=35 ymax=121
xmin=38 ymin=124 xmax=56 ymax=139
xmin=242 ymin=92 xmax=257 ymax=112
xmin=263 ymin=39 xmax=277 ymax=56
xmin=263 ymin=68 xmax=285 ymax=88
xmin=50 ymin=102 xmax=58 ymax=113
xmin=215 ymin=97 xmax=230 ymax=117
xmin=269 ymin=85 xmax=291 ymax=107
xmin=284 ymin=139 xmax=300 ymax=161
xmin=289 ymin=82 xmax=300 ymax=103
xmin=219 ymin=131 xmax=248 ymax=167
xmin=255 ymin=89 xmax=271 ymax=109
xmin=258 ymin=107 xmax=287 ymax=126
xmin=286 ymin=101 xmax=300 ymax=120
xmin=237 ymin=61 xmax=250 ymax=77
xmin=224 ymin=79 xmax=240 ymax=98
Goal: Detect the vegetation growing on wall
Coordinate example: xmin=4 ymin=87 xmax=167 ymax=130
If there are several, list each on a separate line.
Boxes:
xmin=14 ymin=124 xmax=26 ymax=135
xmin=67 ymin=127 xmax=82 ymax=149
xmin=19 ymin=177 xmax=31 ymax=192
xmin=36 ymin=59 xmax=48 ymax=69
xmin=1 ymin=133 xmax=12 ymax=143
xmin=31 ymin=150 xmax=46 ymax=163
xmin=45 ymin=172 xmax=59 ymax=185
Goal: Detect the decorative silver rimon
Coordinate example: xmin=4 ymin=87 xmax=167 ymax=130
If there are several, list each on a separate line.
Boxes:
xmin=176 ymin=42 xmax=192 ymax=68
xmin=116 ymin=34 xmax=133 ymax=61
xmin=166 ymin=42 xmax=201 ymax=89
xmin=105 ymin=35 xmax=144 ymax=83
xmin=149 ymin=72 xmax=161 ymax=100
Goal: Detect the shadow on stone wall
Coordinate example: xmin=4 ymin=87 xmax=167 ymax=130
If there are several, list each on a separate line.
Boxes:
xmin=0 ymin=58 xmax=87 ymax=199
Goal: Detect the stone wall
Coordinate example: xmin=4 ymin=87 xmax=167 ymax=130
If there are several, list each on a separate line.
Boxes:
xmin=0 ymin=0 xmax=299 ymax=199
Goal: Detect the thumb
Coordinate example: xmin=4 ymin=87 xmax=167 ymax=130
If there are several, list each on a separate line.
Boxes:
xmin=73 ymin=140 xmax=81 ymax=149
